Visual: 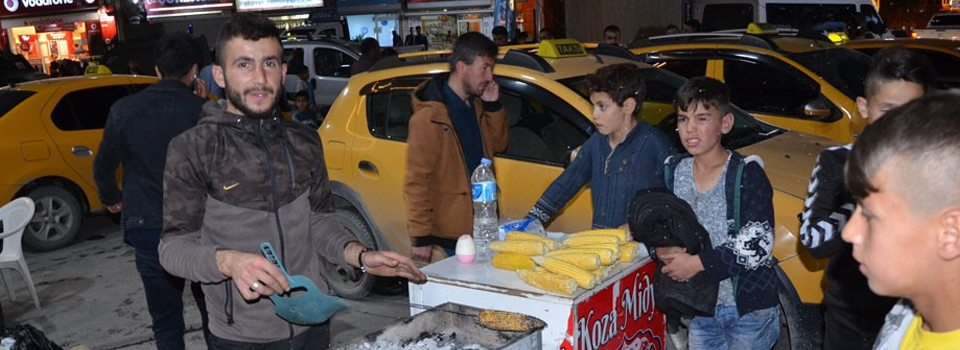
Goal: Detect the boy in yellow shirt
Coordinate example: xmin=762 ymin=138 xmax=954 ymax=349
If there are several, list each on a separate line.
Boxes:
xmin=842 ymin=93 xmax=960 ymax=350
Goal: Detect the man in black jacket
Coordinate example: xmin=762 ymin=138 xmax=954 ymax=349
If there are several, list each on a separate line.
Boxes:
xmin=93 ymin=33 xmax=209 ymax=350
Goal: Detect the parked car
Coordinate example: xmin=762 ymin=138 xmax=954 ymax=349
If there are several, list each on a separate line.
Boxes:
xmin=0 ymin=75 xmax=158 ymax=251
xmin=0 ymin=54 xmax=47 ymax=87
xmin=281 ymin=21 xmax=349 ymax=40
xmin=913 ymin=12 xmax=960 ymax=40
xmin=319 ymin=39 xmax=837 ymax=350
xmin=282 ymin=38 xmax=361 ymax=111
xmin=844 ymin=38 xmax=960 ymax=89
xmin=630 ymin=29 xmax=872 ymax=142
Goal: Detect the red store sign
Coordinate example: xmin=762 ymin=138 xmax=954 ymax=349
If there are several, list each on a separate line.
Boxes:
xmin=569 ymin=261 xmax=666 ymax=350
xmin=1 ymin=0 xmax=99 ymax=18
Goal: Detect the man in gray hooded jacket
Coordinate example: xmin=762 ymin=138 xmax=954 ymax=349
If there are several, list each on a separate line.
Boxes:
xmin=159 ymin=13 xmax=425 ymax=349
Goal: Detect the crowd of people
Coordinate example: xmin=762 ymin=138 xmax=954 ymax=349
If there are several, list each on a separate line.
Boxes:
xmin=78 ymin=10 xmax=960 ymax=350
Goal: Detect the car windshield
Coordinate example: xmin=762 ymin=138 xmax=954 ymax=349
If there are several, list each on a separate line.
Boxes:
xmin=558 ymin=68 xmax=783 ymax=151
xmin=787 ymin=48 xmax=870 ymax=99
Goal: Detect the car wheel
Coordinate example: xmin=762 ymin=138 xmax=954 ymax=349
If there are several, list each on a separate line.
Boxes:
xmin=24 ymin=186 xmax=82 ymax=251
xmin=320 ymin=209 xmax=377 ymax=300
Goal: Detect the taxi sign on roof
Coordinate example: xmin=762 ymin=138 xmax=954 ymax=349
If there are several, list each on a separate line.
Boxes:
xmin=538 ymin=39 xmax=587 ymax=59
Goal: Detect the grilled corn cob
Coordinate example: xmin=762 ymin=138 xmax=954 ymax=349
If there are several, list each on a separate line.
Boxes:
xmin=489 ymin=240 xmax=548 ymax=255
xmin=572 ymin=228 xmax=630 ymax=242
xmin=563 ymin=234 xmax=621 ymax=247
xmin=504 ymin=231 xmax=559 ymax=250
xmin=477 ymin=309 xmax=546 ymax=332
xmin=549 ymin=247 xmax=617 ymax=265
xmin=532 ymin=256 xmax=598 ymax=289
xmin=619 ymin=242 xmax=641 ymax=262
xmin=539 ymin=253 xmax=601 ymax=271
xmin=492 ymin=253 xmax=536 ymax=271
xmin=517 ymin=269 xmax=578 ymax=295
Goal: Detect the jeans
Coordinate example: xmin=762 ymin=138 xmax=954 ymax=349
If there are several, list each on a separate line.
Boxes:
xmin=207 ymin=322 xmax=330 ymax=350
xmin=130 ymin=228 xmax=209 ymax=350
xmin=688 ymin=304 xmax=779 ymax=350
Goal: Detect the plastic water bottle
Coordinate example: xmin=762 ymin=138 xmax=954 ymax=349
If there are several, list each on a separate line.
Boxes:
xmin=0 ymin=337 xmax=15 ymax=350
xmin=471 ymin=158 xmax=499 ymax=260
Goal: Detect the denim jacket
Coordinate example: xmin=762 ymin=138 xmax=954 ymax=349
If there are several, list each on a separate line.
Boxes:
xmin=527 ymin=122 xmax=675 ymax=229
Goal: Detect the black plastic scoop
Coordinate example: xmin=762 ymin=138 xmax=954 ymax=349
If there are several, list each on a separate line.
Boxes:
xmin=259 ymin=242 xmax=348 ymax=325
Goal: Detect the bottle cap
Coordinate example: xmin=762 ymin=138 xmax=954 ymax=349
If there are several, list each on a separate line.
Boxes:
xmin=481 ymin=158 xmax=492 ymax=165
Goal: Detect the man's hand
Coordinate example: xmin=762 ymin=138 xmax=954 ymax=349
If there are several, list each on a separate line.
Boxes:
xmin=410 ymin=246 xmax=433 ymax=263
xmin=480 ymin=80 xmax=500 ymax=102
xmin=660 ymin=250 xmax=704 ymax=282
xmin=361 ymin=250 xmax=428 ymax=283
xmin=216 ymin=250 xmax=290 ymax=301
xmin=194 ymin=77 xmax=208 ymax=99
xmin=654 ymin=246 xmax=685 ymax=264
xmin=106 ymin=202 xmax=123 ymax=213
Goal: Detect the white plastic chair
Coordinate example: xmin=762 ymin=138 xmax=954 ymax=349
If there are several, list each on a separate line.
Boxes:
xmin=0 ymin=197 xmax=41 ymax=309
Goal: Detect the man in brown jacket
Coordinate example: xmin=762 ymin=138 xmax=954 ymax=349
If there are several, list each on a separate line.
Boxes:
xmin=405 ymin=32 xmax=508 ymax=263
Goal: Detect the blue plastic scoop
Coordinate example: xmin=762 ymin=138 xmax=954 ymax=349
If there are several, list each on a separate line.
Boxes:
xmin=259 ymin=242 xmax=348 ymax=325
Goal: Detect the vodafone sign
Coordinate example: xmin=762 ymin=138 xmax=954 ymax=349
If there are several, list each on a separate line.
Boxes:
xmin=1 ymin=0 xmax=99 ymax=17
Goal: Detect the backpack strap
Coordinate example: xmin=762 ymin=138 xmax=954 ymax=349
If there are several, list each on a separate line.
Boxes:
xmin=728 ymin=153 xmax=763 ymax=294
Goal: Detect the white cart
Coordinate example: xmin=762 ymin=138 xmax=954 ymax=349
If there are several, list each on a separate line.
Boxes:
xmin=409 ymin=256 xmax=666 ymax=350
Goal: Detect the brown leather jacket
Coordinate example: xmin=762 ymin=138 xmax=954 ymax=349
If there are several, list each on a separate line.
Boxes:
xmin=404 ymin=76 xmax=508 ymax=248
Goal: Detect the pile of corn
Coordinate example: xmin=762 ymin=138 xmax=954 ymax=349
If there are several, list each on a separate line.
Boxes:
xmin=489 ymin=229 xmax=641 ymax=296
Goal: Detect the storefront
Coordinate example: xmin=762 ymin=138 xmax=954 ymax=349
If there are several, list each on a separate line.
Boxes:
xmin=405 ymin=0 xmax=494 ymax=50
xmin=1 ymin=0 xmax=113 ymax=75
xmin=339 ymin=0 xmax=401 ymax=47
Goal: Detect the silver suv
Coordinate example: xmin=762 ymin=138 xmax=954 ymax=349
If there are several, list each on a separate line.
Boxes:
xmin=282 ymin=38 xmax=360 ymax=109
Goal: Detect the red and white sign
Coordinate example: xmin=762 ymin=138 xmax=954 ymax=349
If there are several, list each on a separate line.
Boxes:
xmin=0 ymin=0 xmax=98 ymax=17
xmin=570 ymin=261 xmax=666 ymax=350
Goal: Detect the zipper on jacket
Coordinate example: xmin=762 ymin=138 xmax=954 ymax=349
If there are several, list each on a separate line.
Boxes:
xmin=224 ymin=283 xmax=234 ymax=325
xmin=257 ymin=119 xmax=288 ymax=262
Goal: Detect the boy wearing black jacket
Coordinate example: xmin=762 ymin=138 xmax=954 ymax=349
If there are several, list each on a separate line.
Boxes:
xmin=799 ymin=47 xmax=937 ymax=350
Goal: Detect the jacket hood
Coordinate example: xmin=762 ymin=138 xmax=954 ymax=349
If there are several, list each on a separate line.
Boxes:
xmin=199 ymin=99 xmax=285 ymax=135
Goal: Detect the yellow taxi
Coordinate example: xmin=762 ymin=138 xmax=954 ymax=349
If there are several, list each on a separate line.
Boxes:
xmin=630 ymin=25 xmax=872 ymax=143
xmin=320 ymin=39 xmax=834 ymax=348
xmin=0 ymin=74 xmax=158 ymax=251
xmin=844 ymin=38 xmax=960 ymax=89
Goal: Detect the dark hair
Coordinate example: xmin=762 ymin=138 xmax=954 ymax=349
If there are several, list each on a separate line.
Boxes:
xmin=539 ymin=27 xmax=554 ymax=39
xmin=863 ymin=46 xmax=938 ymax=98
xmin=492 ymin=26 xmax=509 ymax=37
xmin=584 ymin=63 xmax=646 ymax=117
xmin=674 ymin=76 xmax=732 ymax=115
xmin=215 ymin=13 xmax=281 ymax=66
xmin=360 ymin=38 xmax=379 ymax=56
xmin=846 ymin=92 xmax=960 ymax=214
xmin=380 ymin=47 xmax=398 ymax=57
xmin=295 ymin=90 xmax=309 ymax=100
xmin=155 ymin=33 xmax=200 ymax=79
xmin=604 ymin=25 xmax=621 ymax=34
xmin=684 ymin=19 xmax=701 ymax=32
xmin=666 ymin=24 xmax=679 ymax=31
xmin=448 ymin=32 xmax=498 ymax=71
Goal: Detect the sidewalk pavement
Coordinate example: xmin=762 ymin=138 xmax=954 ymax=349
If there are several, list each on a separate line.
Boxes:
xmin=0 ymin=216 xmax=410 ymax=349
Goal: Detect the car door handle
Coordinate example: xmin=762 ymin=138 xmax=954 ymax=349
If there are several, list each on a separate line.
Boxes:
xmin=359 ymin=160 xmax=378 ymax=174
xmin=71 ymin=146 xmax=93 ymax=157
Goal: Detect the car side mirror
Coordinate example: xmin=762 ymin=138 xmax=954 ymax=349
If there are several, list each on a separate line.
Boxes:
xmin=803 ymin=99 xmax=833 ymax=121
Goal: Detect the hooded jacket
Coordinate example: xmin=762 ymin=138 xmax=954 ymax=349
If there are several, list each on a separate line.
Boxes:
xmin=629 ymin=187 xmax=719 ymax=318
xmin=159 ymin=100 xmax=356 ymax=343
xmin=404 ymin=75 xmax=508 ymax=248
xmin=663 ymin=151 xmax=779 ymax=317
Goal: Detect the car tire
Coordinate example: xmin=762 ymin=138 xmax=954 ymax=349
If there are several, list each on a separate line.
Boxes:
xmin=320 ymin=209 xmax=377 ymax=300
xmin=24 ymin=186 xmax=82 ymax=251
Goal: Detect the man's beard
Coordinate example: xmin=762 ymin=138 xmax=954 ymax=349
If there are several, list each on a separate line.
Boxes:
xmin=224 ymin=76 xmax=280 ymax=120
